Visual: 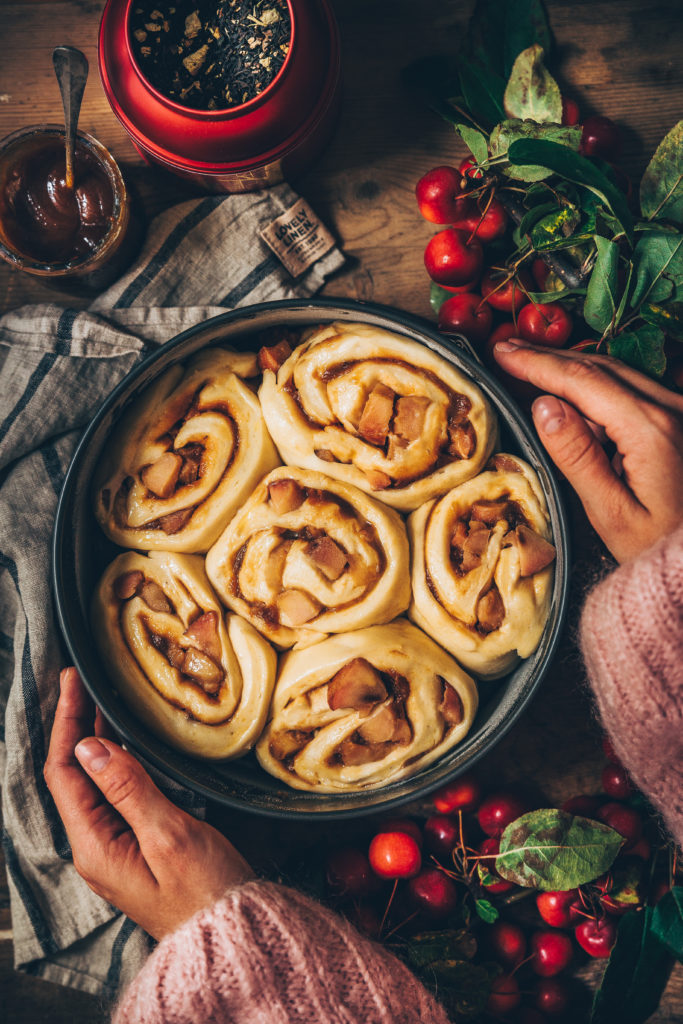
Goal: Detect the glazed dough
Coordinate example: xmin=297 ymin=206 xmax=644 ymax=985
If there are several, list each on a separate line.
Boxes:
xmin=409 ymin=453 xmax=556 ymax=679
xmin=93 ymin=348 xmax=280 ymax=552
xmin=205 ymin=466 xmax=411 ymax=648
xmin=255 ymin=620 xmax=478 ymax=793
xmin=93 ymin=551 xmax=277 ymax=759
xmin=258 ymin=322 xmax=498 ymax=512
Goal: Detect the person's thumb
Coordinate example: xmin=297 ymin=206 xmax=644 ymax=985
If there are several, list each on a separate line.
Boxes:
xmin=531 ymin=394 xmax=638 ymax=540
xmin=75 ymin=737 xmax=176 ymax=841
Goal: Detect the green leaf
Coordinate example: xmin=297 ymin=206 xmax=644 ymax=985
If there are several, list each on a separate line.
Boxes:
xmin=490 ymin=121 xmax=581 ymax=182
xmin=475 ymin=899 xmax=499 ymax=923
xmin=517 ymin=201 xmax=560 ymax=236
xmin=430 ymin=282 xmax=452 ymax=314
xmin=529 ymin=206 xmax=582 ymax=251
xmin=405 ymin=929 xmax=477 ymax=969
xmin=526 ymin=287 xmax=587 ymax=304
xmin=591 ymin=908 xmax=674 ymax=1024
xmin=651 ymin=887 xmax=683 ymax=959
xmin=630 ymin=232 xmax=683 ymax=308
xmin=455 ymin=124 xmax=489 ymax=165
xmin=641 ymin=301 xmax=683 ymax=340
xmin=507 ymin=139 xmax=635 ymax=241
xmin=503 ymin=45 xmax=561 ymax=123
xmin=495 ymin=809 xmax=623 ymax=891
xmin=458 ymin=60 xmax=506 ymax=128
xmin=584 ymin=236 xmax=620 ymax=332
xmin=502 ymin=0 xmax=552 ymax=75
xmin=608 ymin=325 xmax=667 ymax=377
xmin=640 ymin=121 xmax=683 ymax=226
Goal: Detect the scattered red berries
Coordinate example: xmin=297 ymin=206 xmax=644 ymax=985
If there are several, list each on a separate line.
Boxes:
xmin=415 ymin=165 xmax=469 ymax=224
xmin=432 ymin=772 xmax=482 ymax=814
xmin=575 ymin=917 xmax=617 ymax=958
xmin=486 ymin=974 xmax=522 ymax=1016
xmin=424 ymin=227 xmax=483 ymax=287
xmin=368 ymin=831 xmax=422 ymax=879
xmin=601 ymin=763 xmax=634 ymax=800
xmin=423 ymin=815 xmax=461 ymax=857
xmin=530 ymin=929 xmax=573 ymax=977
xmin=407 ymin=867 xmax=458 ymax=918
xmin=596 ymin=802 xmax=643 ymax=850
xmin=438 ymin=292 xmax=493 ymax=342
xmin=516 ymin=301 xmax=573 ymax=348
xmin=477 ymin=792 xmax=530 ymax=838
xmin=535 ymin=889 xmax=581 ymax=929
xmin=533 ymin=976 xmax=571 ymax=1016
xmin=488 ymin=920 xmax=527 ymax=967
xmin=481 ymin=268 xmax=531 ymax=314
xmin=580 ymin=114 xmax=622 ymax=159
xmin=326 ymin=848 xmax=377 ymax=897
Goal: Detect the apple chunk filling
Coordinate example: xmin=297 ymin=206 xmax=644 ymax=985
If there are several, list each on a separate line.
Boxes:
xmin=268 ymin=478 xmax=304 ymax=514
xmin=307 ymin=536 xmax=348 ymax=580
xmin=182 ymin=611 xmax=222 ymax=663
xmin=358 ymin=383 xmax=395 ymax=446
xmin=393 ymin=395 xmax=432 ymax=442
xmin=327 ymin=658 xmax=387 ymax=710
xmin=141 ymin=452 xmax=182 ymax=498
xmin=477 ymin=587 xmax=505 ymax=633
xmin=114 ymin=570 xmax=144 ymax=600
xmin=511 ymin=524 xmax=556 ymax=576
xmin=277 ymin=589 xmax=321 ymax=627
xmin=258 ymin=339 xmax=292 ymax=372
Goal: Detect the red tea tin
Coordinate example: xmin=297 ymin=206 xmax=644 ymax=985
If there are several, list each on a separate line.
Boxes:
xmin=98 ymin=0 xmax=341 ymax=192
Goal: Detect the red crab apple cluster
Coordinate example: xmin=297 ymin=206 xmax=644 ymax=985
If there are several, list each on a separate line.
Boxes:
xmin=323 ymin=745 xmax=665 ymax=1021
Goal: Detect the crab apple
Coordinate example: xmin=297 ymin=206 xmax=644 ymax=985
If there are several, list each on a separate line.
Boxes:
xmin=486 ymin=974 xmax=522 ymax=1016
xmin=596 ymin=803 xmax=643 ymax=850
xmin=438 ymin=292 xmax=493 ymax=343
xmin=424 ymin=228 xmax=484 ymax=287
xmin=601 ymin=736 xmax=620 ymax=763
xmin=561 ymin=96 xmax=580 ymax=126
xmin=454 ymin=198 xmax=508 ymax=243
xmin=459 ymin=156 xmax=485 ymax=183
xmin=517 ymin=301 xmax=573 ymax=348
xmin=376 ymin=818 xmax=423 ymax=847
xmin=368 ymin=831 xmax=421 ymax=879
xmin=440 ymin=277 xmax=480 ymax=294
xmin=601 ymin=764 xmax=634 ymax=800
xmin=415 ymin=165 xmax=470 ymax=224
xmin=478 ymin=792 xmax=530 ymax=838
xmin=536 ymin=889 xmax=581 ymax=929
xmin=561 ymin=794 xmax=602 ymax=817
xmin=533 ymin=977 xmax=571 ymax=1016
xmin=326 ymin=848 xmax=377 ymax=897
xmin=478 ymin=837 xmax=515 ymax=894
xmin=481 ymin=269 xmax=532 ymax=313
xmin=488 ymin=920 xmax=527 ymax=967
xmin=575 ymin=917 xmax=617 ymax=958
xmin=432 ymin=771 xmax=482 ymax=815
xmin=407 ymin=867 xmax=458 ymax=918
xmin=580 ymin=114 xmax=622 ymax=159
xmin=601 ymin=892 xmax=635 ymax=917
xmin=424 ymin=815 xmax=460 ymax=858
xmin=530 ymin=930 xmax=573 ymax=977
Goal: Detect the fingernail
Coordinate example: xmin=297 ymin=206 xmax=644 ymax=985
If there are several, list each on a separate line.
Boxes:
xmin=532 ymin=396 xmax=566 ymax=434
xmin=75 ymin=738 xmax=110 ymax=773
xmin=494 ymin=340 xmax=520 ymax=353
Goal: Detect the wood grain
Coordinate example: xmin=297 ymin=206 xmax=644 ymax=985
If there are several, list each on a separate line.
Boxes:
xmin=1 ymin=0 xmax=682 ymax=1020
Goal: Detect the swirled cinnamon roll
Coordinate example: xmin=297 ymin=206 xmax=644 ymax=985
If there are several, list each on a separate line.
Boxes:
xmin=409 ymin=453 xmax=556 ymax=679
xmin=205 ymin=467 xmax=411 ymax=648
xmin=258 ymin=322 xmax=498 ymax=512
xmin=93 ymin=551 xmax=277 ymax=759
xmin=93 ymin=349 xmax=280 ymax=552
xmin=255 ymin=620 xmax=478 ymax=793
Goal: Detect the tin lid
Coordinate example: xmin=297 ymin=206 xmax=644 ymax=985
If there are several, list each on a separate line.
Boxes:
xmin=99 ymin=0 xmax=340 ymax=172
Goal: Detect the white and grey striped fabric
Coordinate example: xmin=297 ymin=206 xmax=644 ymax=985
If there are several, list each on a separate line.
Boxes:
xmin=0 ymin=186 xmax=344 ymax=1000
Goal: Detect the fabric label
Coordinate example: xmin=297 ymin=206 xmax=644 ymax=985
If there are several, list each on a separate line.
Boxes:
xmin=260 ymin=199 xmax=336 ymax=278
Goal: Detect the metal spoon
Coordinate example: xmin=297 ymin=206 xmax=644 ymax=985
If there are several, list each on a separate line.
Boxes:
xmin=52 ymin=46 xmax=89 ymax=190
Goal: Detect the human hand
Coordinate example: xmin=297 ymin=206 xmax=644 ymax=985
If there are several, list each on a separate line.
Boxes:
xmin=44 ymin=667 xmax=254 ymax=940
xmin=493 ymin=340 xmax=683 ymax=562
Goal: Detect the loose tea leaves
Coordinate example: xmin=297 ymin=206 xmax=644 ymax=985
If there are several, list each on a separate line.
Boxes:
xmin=129 ymin=0 xmax=291 ymax=110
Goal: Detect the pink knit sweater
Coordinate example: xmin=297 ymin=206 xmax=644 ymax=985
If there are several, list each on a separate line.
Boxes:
xmin=113 ymin=528 xmax=683 ymax=1023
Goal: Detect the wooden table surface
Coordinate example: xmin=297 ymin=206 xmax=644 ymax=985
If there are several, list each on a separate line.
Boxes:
xmin=1 ymin=1 xmax=682 ymax=1021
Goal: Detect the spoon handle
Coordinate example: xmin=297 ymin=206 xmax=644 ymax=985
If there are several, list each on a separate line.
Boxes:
xmin=52 ymin=46 xmax=89 ymax=190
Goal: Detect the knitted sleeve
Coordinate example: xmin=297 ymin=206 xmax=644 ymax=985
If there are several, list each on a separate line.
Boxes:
xmin=112 ymin=879 xmax=451 ymax=1024
xmin=579 ymin=524 xmax=683 ymax=846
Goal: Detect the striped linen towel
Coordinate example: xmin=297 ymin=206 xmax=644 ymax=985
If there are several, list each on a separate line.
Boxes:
xmin=0 ymin=186 xmax=344 ymax=1000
